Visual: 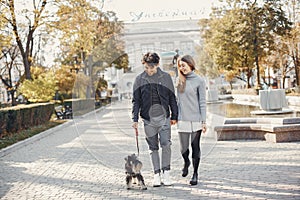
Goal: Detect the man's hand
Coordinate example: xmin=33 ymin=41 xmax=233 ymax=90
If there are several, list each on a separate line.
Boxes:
xmin=202 ymin=124 xmax=207 ymax=133
xmin=170 ymin=120 xmax=177 ymax=125
xmin=132 ymin=122 xmax=138 ymax=129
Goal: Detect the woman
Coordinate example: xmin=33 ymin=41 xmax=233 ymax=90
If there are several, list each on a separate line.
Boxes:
xmin=176 ymin=55 xmax=207 ymax=185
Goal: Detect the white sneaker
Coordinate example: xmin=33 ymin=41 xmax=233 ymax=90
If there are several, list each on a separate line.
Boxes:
xmin=153 ymin=173 xmax=161 ymax=187
xmin=162 ymin=170 xmax=172 ymax=186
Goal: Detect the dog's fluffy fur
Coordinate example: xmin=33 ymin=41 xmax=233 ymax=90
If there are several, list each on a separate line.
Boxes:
xmin=125 ymin=154 xmax=147 ymax=190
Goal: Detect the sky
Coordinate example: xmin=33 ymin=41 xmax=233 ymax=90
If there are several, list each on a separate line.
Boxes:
xmin=102 ymin=0 xmax=221 ymax=23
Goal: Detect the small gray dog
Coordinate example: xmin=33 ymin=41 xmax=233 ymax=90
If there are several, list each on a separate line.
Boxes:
xmin=125 ymin=154 xmax=147 ymax=190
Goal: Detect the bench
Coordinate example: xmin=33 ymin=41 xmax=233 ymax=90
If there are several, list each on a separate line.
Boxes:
xmin=214 ymin=117 xmax=300 ymax=143
xmin=99 ymin=97 xmax=109 ymax=104
xmin=54 ymin=105 xmax=73 ymax=120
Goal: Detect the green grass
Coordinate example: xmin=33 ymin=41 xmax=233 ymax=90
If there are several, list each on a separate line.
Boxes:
xmin=0 ymin=120 xmax=66 ymax=150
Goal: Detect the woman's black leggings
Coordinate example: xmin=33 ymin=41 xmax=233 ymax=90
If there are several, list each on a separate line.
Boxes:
xmin=178 ymin=130 xmax=202 ymax=159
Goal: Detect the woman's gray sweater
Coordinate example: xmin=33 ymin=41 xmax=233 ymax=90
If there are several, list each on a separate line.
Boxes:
xmin=177 ymin=71 xmax=206 ymax=124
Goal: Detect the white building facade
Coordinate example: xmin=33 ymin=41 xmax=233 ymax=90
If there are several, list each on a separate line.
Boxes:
xmin=122 ymin=19 xmax=202 ymax=73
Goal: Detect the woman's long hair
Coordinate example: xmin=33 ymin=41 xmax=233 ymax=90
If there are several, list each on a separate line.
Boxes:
xmin=177 ymin=55 xmax=195 ymax=93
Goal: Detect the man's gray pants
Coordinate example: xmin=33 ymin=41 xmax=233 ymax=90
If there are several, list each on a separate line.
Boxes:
xmin=143 ymin=116 xmax=171 ymax=174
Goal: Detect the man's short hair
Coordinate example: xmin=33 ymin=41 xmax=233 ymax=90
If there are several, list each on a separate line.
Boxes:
xmin=142 ymin=52 xmax=160 ymax=67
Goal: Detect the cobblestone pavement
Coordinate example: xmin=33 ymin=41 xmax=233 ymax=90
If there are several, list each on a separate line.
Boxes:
xmin=0 ymin=100 xmax=299 ymax=200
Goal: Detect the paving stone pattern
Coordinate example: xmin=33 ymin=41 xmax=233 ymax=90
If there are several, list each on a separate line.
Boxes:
xmin=0 ymin=100 xmax=299 ymax=200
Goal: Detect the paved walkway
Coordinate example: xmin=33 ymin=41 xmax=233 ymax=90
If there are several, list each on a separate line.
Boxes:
xmin=0 ymin=100 xmax=299 ymax=200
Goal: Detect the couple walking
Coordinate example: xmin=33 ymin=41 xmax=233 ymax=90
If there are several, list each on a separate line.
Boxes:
xmin=132 ymin=52 xmax=207 ymax=187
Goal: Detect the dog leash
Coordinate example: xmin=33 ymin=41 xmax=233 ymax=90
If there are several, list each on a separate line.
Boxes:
xmin=135 ymin=128 xmax=140 ymax=156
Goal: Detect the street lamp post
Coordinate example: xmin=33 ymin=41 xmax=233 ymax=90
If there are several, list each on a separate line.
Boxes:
xmin=172 ymin=49 xmax=180 ymax=77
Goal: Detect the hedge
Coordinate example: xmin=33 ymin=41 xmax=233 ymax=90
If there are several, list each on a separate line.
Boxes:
xmin=0 ymin=103 xmax=54 ymax=138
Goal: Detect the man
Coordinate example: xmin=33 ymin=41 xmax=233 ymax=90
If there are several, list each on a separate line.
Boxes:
xmin=132 ymin=52 xmax=178 ymax=187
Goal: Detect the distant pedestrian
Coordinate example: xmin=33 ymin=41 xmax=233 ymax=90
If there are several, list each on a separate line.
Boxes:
xmin=176 ymin=55 xmax=207 ymax=185
xmin=132 ymin=52 xmax=178 ymax=187
xmin=172 ymin=49 xmax=180 ymax=65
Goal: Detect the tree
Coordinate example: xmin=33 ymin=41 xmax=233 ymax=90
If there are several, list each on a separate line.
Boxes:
xmin=51 ymin=0 xmax=127 ymax=99
xmin=288 ymin=24 xmax=300 ymax=87
xmin=0 ymin=45 xmax=22 ymax=105
xmin=253 ymin=0 xmax=291 ymax=88
xmin=195 ymin=44 xmax=218 ymax=78
xmin=52 ymin=0 xmax=126 ymax=71
xmin=283 ymin=0 xmax=300 ymax=87
xmin=199 ymin=0 xmax=292 ymax=89
xmin=1 ymin=0 xmax=50 ymax=80
xmin=54 ymin=65 xmax=77 ymax=99
xmin=199 ymin=4 xmax=253 ymax=86
xmin=261 ymin=34 xmax=294 ymax=89
xmin=18 ymin=66 xmax=57 ymax=102
xmin=0 ymin=9 xmax=11 ymax=49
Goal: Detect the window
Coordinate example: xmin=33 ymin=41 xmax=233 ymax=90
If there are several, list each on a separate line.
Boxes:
xmin=160 ymin=42 xmax=174 ymax=52
xmin=180 ymin=41 xmax=194 ymax=54
xmin=141 ymin=43 xmax=154 ymax=53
